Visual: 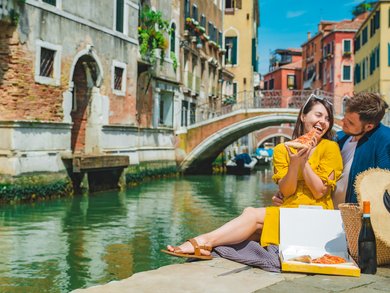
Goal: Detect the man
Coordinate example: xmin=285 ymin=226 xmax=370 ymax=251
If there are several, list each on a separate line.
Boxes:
xmin=273 ymin=92 xmax=390 ymax=207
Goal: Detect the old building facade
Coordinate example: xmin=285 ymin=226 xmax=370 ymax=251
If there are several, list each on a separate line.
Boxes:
xmin=0 ymin=0 xmax=176 ymax=181
xmin=223 ymin=0 xmax=259 ymax=105
xmin=354 ymin=0 xmax=390 ymax=110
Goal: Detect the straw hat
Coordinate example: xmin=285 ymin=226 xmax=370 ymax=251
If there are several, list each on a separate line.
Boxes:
xmin=354 ymin=168 xmax=390 ymax=246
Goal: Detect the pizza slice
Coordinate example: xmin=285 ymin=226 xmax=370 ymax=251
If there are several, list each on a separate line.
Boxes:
xmin=311 ymin=254 xmax=346 ymax=264
xmin=288 ymin=255 xmax=312 ymax=263
xmin=285 ymin=128 xmax=317 ymax=149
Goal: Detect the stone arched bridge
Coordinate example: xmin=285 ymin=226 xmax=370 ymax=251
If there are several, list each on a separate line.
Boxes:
xmin=177 ymin=109 xmax=343 ymax=174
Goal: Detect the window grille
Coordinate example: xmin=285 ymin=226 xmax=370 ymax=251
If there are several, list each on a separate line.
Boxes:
xmin=40 ymin=48 xmax=55 ymax=77
xmin=114 ymin=67 xmax=124 ymax=91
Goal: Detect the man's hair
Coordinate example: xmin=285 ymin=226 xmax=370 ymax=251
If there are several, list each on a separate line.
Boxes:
xmin=346 ymin=92 xmax=389 ymax=126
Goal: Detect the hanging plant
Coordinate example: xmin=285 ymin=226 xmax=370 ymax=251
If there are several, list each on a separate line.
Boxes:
xmin=138 ymin=5 xmax=172 ymax=66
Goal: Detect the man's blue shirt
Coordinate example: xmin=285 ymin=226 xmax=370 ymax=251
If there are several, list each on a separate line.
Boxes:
xmin=336 ymin=123 xmax=390 ymax=203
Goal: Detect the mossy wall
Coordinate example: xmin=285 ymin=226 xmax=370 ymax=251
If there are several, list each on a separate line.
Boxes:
xmin=0 ymin=172 xmax=73 ymax=204
xmin=0 ymin=160 xmax=179 ymax=204
xmin=125 ymin=160 xmax=178 ymax=185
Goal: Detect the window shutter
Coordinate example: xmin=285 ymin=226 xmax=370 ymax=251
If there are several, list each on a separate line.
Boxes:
xmin=232 ymin=37 xmax=238 ymax=65
xmin=236 ymin=0 xmax=242 ymax=9
xmin=388 ymin=43 xmax=390 ymax=66
xmin=116 ymin=0 xmax=124 ymax=33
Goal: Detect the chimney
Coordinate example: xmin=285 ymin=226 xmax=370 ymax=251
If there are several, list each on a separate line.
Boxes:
xmin=307 ymin=32 xmax=311 ymax=40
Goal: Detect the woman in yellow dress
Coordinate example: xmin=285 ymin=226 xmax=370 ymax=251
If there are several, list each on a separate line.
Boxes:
xmin=162 ymin=94 xmax=343 ymax=259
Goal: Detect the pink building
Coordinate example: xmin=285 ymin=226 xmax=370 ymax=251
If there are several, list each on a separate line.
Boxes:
xmin=263 ymin=49 xmax=302 ymax=107
xmin=321 ymin=15 xmax=367 ymax=113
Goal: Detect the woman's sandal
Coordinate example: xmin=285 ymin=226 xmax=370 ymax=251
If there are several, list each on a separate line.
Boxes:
xmin=161 ymin=238 xmax=213 ymax=260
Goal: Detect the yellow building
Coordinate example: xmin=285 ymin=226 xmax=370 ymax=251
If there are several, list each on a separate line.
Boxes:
xmin=354 ymin=0 xmax=390 ymax=107
xmin=223 ymin=0 xmax=260 ymax=104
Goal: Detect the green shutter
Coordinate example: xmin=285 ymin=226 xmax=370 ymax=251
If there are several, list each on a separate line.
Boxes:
xmin=232 ymin=37 xmax=237 ymax=65
xmin=388 ymin=43 xmax=390 ymax=66
xmin=252 ymin=39 xmax=256 ymax=71
xmin=116 ymin=0 xmax=124 ymax=32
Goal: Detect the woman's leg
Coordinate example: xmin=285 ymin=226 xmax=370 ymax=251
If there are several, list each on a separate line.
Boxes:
xmin=167 ymin=207 xmax=266 ymax=255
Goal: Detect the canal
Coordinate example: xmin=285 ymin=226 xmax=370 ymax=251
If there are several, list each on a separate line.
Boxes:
xmin=0 ymin=166 xmax=277 ymax=292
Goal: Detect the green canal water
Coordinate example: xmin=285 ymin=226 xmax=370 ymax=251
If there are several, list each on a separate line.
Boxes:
xmin=0 ymin=166 xmax=277 ymax=292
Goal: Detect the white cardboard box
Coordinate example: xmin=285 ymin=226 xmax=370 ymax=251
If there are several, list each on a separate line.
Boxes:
xmin=279 ymin=207 xmax=360 ymax=277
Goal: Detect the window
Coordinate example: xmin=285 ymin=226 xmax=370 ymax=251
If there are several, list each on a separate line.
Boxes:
xmin=42 ymin=0 xmax=56 ymax=5
xmin=192 ymin=4 xmax=198 ymax=21
xmin=388 ymin=43 xmax=390 ymax=66
xmin=184 ymin=0 xmax=190 ymax=19
xmin=208 ymin=21 xmax=213 ymax=37
xmin=200 ymin=15 xmax=206 ymax=28
xmin=218 ymin=31 xmax=223 ymax=47
xmin=362 ymin=26 xmax=368 ymax=45
xmin=343 ymin=39 xmax=352 ymax=54
xmin=40 ymin=0 xmax=61 ymax=8
xmin=170 ymin=23 xmax=176 ymax=53
xmin=115 ymin=0 xmax=124 ymax=33
xmin=40 ymin=48 xmax=55 ymax=78
xmin=225 ymin=36 xmax=237 ymax=65
xmin=329 ymin=64 xmax=333 ymax=83
xmin=287 ymin=75 xmax=296 ymax=90
xmin=342 ymin=65 xmax=352 ymax=81
xmin=323 ymin=66 xmax=327 ymax=84
xmin=225 ymin=0 xmax=234 ymax=9
xmin=159 ymin=92 xmax=173 ymax=127
xmin=355 ymin=35 xmax=361 ymax=52
xmin=233 ymin=82 xmax=238 ymax=97
xmin=269 ymin=79 xmax=274 ymax=90
xmin=354 ymin=64 xmax=361 ymax=84
xmin=112 ymin=60 xmax=127 ymax=96
xmin=181 ymin=100 xmax=188 ymax=127
xmin=34 ymin=40 xmax=61 ymax=85
xmin=190 ymin=102 xmax=196 ymax=125
xmin=264 ymin=81 xmax=268 ymax=90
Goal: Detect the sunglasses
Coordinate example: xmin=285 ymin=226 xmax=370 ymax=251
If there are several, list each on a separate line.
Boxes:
xmin=302 ymin=94 xmax=333 ymax=111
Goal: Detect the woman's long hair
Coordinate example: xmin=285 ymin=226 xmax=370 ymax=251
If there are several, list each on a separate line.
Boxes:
xmin=292 ymin=97 xmax=334 ymax=140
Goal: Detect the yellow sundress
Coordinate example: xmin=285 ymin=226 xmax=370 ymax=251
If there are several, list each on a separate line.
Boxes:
xmin=260 ymin=139 xmax=343 ymax=246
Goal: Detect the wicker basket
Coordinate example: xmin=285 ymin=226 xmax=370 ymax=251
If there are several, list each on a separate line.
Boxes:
xmin=339 ymin=203 xmax=390 ymax=265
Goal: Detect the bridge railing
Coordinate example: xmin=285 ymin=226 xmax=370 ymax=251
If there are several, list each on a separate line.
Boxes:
xmin=195 ymin=89 xmax=337 ymax=123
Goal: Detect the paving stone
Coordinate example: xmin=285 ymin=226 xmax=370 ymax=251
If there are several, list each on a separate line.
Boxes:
xmin=284 ymin=274 xmax=383 ymax=291
xmin=253 ymin=279 xmax=330 ymax=293
xmin=71 ymin=259 xmax=390 ymax=293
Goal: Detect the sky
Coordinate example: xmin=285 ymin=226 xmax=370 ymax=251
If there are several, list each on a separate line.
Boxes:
xmin=257 ymin=0 xmax=365 ymax=75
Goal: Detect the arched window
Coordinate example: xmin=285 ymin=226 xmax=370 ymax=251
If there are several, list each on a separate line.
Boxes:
xmin=170 ymin=23 xmax=176 ymax=53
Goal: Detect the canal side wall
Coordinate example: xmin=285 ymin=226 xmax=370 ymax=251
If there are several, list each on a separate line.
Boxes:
xmin=0 ymin=120 xmax=178 ymax=200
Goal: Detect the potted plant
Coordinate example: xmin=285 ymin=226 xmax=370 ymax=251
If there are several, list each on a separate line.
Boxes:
xmin=138 ymin=6 xmax=171 ymax=66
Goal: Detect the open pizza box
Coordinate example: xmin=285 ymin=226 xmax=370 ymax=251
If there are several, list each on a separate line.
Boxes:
xmin=279 ymin=207 xmax=360 ymax=277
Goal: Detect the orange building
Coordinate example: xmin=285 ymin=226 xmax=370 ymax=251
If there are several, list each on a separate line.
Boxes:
xmin=263 ymin=49 xmax=302 ymax=107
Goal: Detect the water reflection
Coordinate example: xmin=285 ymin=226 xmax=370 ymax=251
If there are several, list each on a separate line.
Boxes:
xmin=0 ymin=167 xmax=277 ymax=292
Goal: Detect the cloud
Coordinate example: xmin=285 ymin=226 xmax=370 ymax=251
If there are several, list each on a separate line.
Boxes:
xmin=286 ymin=10 xmax=306 ymax=18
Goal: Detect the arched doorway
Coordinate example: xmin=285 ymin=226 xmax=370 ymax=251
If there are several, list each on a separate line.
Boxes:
xmin=70 ymin=54 xmax=101 ymax=154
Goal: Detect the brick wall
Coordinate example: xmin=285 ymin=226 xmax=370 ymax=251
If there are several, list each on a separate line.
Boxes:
xmin=0 ymin=25 xmax=65 ymax=121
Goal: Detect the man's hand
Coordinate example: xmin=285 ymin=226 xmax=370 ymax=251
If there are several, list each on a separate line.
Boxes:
xmin=272 ymin=191 xmax=284 ymax=206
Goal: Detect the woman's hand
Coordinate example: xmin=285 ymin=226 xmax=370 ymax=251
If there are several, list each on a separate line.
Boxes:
xmin=285 ymin=145 xmax=311 ymax=169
